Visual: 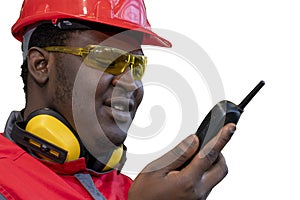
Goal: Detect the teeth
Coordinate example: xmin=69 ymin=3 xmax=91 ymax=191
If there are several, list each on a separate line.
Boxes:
xmin=113 ymin=104 xmax=125 ymax=111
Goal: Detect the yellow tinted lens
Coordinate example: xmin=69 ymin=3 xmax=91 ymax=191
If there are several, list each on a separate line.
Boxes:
xmin=84 ymin=46 xmax=117 ymax=69
xmin=104 ymin=57 xmax=127 ymax=75
xmin=131 ymin=57 xmax=147 ymax=80
xmin=83 ymin=46 xmax=146 ymax=80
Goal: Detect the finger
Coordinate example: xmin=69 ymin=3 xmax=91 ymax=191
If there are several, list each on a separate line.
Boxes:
xmin=184 ymin=123 xmax=235 ymax=178
xmin=198 ymin=123 xmax=235 ymax=172
xmin=143 ymin=134 xmax=199 ymax=173
xmin=196 ymin=154 xmax=228 ymax=195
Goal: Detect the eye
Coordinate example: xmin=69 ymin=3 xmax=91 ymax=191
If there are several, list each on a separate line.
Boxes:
xmin=85 ymin=52 xmax=112 ymax=69
xmin=132 ymin=63 xmax=145 ymax=80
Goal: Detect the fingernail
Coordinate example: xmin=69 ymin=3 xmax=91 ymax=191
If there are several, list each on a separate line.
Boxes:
xmin=186 ymin=135 xmax=197 ymax=148
xmin=228 ymin=124 xmax=236 ymax=134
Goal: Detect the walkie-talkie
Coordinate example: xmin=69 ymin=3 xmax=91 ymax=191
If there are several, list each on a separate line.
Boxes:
xmin=196 ymin=80 xmax=265 ymax=151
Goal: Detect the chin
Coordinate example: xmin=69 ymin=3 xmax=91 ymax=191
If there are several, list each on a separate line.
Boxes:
xmin=96 ymin=103 xmax=137 ymax=147
xmin=105 ymin=125 xmax=128 ymax=147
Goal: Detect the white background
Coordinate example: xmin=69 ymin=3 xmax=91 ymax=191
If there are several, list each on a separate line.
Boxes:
xmin=1 ymin=0 xmax=300 ymax=199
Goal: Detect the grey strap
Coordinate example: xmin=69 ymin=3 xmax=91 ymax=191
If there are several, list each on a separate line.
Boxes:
xmin=75 ymin=173 xmax=106 ymax=200
xmin=0 ymin=194 xmax=7 ymax=200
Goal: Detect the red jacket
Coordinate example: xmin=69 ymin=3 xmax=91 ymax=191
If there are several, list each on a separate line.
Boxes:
xmin=0 ymin=134 xmax=132 ymax=200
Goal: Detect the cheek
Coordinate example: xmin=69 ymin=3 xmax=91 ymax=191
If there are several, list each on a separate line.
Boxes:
xmin=71 ymin=65 xmax=110 ymax=107
xmin=71 ymin=66 xmax=112 ymax=129
xmin=135 ymin=82 xmax=144 ymax=107
xmin=94 ymin=73 xmax=114 ymax=103
xmin=53 ymin=69 xmax=73 ymax=105
xmin=129 ymin=81 xmax=144 ymax=118
xmin=50 ymin=56 xmax=79 ymax=107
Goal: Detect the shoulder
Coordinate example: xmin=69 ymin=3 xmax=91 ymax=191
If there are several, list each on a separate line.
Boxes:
xmin=92 ymin=170 xmax=133 ymax=199
xmin=0 ymin=134 xmax=25 ymax=160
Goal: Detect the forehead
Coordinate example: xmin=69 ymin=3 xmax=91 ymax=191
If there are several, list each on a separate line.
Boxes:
xmin=67 ymin=29 xmax=143 ymax=54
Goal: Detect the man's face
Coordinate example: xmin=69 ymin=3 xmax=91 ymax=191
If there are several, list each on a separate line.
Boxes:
xmin=48 ymin=29 xmax=144 ymax=153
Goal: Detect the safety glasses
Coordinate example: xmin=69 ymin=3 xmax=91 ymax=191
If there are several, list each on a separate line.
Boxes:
xmin=44 ymin=45 xmax=147 ymax=80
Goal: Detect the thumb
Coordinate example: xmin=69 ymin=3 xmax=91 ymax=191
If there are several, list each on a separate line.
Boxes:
xmin=143 ymin=135 xmax=199 ymax=173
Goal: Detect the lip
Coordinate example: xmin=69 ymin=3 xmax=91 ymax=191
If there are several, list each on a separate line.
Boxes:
xmin=104 ymin=97 xmax=134 ymax=123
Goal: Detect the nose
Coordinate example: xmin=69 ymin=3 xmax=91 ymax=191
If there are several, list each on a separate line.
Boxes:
xmin=111 ymin=67 xmax=140 ymax=92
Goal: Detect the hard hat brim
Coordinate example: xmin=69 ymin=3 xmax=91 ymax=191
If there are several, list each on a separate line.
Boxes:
xmin=12 ymin=12 xmax=172 ymax=48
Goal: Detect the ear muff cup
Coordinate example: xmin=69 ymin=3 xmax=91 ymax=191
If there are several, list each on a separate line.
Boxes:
xmin=11 ymin=108 xmax=127 ymax=172
xmin=25 ymin=108 xmax=82 ymax=162
xmin=102 ymin=145 xmax=124 ymax=172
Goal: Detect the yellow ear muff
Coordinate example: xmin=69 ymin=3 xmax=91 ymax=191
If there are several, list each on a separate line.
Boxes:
xmin=102 ymin=145 xmax=124 ymax=172
xmin=26 ymin=112 xmax=81 ymax=162
xmin=11 ymin=108 xmax=126 ymax=172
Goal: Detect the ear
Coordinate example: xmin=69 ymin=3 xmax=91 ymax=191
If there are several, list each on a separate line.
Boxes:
xmin=27 ymin=47 xmax=51 ymax=85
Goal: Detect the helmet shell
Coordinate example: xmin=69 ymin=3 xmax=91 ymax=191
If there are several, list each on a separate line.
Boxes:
xmin=12 ymin=0 xmax=171 ymax=47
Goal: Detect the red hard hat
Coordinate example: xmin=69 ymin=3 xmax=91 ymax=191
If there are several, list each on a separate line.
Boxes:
xmin=12 ymin=0 xmax=171 ymax=47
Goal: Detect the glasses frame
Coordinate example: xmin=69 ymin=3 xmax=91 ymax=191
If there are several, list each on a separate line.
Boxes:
xmin=44 ymin=45 xmax=147 ymax=80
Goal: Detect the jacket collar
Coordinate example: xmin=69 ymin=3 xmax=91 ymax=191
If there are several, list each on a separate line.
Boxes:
xmin=4 ymin=110 xmax=23 ymax=140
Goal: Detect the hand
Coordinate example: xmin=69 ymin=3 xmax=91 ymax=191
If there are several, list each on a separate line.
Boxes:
xmin=128 ymin=123 xmax=236 ymax=200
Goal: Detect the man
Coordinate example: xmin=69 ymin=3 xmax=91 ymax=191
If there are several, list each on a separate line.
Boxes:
xmin=0 ymin=0 xmax=236 ymax=199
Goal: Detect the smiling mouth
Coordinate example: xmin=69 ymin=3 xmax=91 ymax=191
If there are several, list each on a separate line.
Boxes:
xmin=112 ymin=104 xmax=128 ymax=112
xmin=104 ymin=97 xmax=134 ymax=123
